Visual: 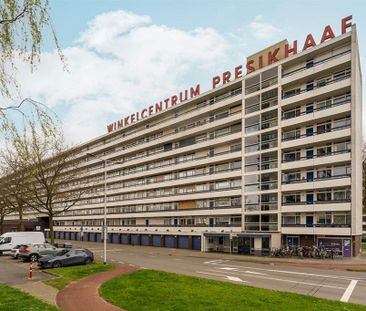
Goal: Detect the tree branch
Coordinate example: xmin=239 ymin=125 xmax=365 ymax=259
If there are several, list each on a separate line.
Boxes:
xmin=0 ymin=6 xmax=28 ymax=25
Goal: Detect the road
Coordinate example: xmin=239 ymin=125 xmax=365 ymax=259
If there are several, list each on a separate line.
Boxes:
xmin=0 ymin=256 xmax=50 ymax=285
xmin=63 ymin=240 xmax=366 ymax=306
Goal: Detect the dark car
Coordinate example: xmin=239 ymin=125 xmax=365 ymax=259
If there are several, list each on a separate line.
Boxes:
xmin=38 ymin=248 xmax=94 ymax=269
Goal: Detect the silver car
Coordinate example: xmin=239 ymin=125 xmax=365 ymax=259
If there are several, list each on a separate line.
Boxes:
xmin=10 ymin=245 xmax=25 ymax=259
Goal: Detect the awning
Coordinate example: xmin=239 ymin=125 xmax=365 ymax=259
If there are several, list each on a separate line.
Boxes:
xmin=203 ymin=232 xmax=230 ymax=237
xmin=236 ymin=233 xmax=271 ymax=238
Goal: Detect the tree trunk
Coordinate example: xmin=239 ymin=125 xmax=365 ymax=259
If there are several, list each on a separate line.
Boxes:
xmin=0 ymin=215 xmax=4 ymax=235
xmin=49 ymin=214 xmax=54 ymax=245
xmin=18 ymin=206 xmax=24 ymax=231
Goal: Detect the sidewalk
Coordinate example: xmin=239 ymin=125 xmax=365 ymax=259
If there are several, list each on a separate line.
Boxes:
xmin=15 ymin=281 xmax=58 ymax=306
xmin=56 ymin=264 xmax=137 ymax=311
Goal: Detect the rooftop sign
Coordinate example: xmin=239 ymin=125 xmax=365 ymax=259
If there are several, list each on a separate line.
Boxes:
xmin=107 ymin=15 xmax=353 ymax=133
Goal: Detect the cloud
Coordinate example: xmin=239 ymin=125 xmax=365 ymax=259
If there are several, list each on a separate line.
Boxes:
xmin=249 ymin=15 xmax=281 ymax=39
xmin=9 ymin=10 xmax=229 ymax=144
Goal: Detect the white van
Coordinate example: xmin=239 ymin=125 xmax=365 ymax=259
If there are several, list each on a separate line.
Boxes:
xmin=0 ymin=232 xmax=45 ymax=255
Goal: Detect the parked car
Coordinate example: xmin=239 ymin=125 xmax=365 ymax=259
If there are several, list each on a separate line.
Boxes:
xmin=10 ymin=245 xmax=26 ymax=259
xmin=19 ymin=243 xmax=62 ymax=262
xmin=38 ymin=248 xmax=94 ymax=269
xmin=0 ymin=232 xmax=45 ymax=255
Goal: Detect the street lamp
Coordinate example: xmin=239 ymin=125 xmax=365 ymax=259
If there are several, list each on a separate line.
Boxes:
xmin=86 ymin=152 xmax=123 ymax=264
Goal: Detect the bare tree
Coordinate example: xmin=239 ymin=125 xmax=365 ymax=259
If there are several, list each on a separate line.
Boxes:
xmin=0 ymin=188 xmax=13 ymax=235
xmin=0 ymin=155 xmax=28 ymax=231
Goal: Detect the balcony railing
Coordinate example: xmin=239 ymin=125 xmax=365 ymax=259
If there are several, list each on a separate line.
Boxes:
xmin=282 ymin=149 xmax=351 ymax=163
xmin=282 ymin=173 xmax=351 ymax=185
xmin=281 ymin=98 xmax=351 ymax=121
xmin=282 ymin=124 xmax=351 ymax=142
xmin=282 ymin=49 xmax=351 ymax=78
xmin=282 ymin=73 xmax=351 ymax=99
xmin=282 ymin=199 xmax=351 ymax=206
xmin=282 ymin=223 xmax=351 ymax=228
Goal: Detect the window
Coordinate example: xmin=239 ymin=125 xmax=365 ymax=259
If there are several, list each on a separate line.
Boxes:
xmin=334 ymin=189 xmax=351 ymax=201
xmin=317 ymin=191 xmax=332 ymax=201
xmin=317 ymin=213 xmax=331 ymax=224
xmin=317 ymin=169 xmax=331 ymax=179
xmin=283 ymin=194 xmax=301 ymax=203
xmin=333 ymin=165 xmax=351 ymax=176
xmin=333 ymin=117 xmax=351 ymax=129
xmin=316 ymin=122 xmax=331 ymax=134
xmin=316 ymin=98 xmax=332 ymax=110
xmin=333 ymin=141 xmax=351 ymax=152
xmin=282 ymin=129 xmax=300 ymax=141
xmin=282 ymin=214 xmax=300 ymax=225
xmin=282 ymin=107 xmax=300 ymax=120
xmin=283 ymin=172 xmax=301 ymax=183
xmin=317 ymin=146 xmax=331 ymax=157
xmin=283 ymin=151 xmax=300 ymax=162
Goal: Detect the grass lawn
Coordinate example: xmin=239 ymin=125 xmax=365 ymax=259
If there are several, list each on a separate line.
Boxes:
xmin=362 ymin=243 xmax=366 ymax=251
xmin=0 ymin=285 xmax=58 ymax=311
xmin=100 ymin=269 xmax=366 ymax=311
xmin=43 ymin=262 xmax=114 ymax=289
xmin=348 ymin=268 xmax=366 ymax=272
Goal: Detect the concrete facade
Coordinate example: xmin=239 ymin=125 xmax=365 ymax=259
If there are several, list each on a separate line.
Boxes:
xmin=29 ymin=27 xmax=363 ymax=256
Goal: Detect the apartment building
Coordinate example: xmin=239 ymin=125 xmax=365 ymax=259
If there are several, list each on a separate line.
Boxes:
xmin=43 ymin=21 xmax=362 ymax=256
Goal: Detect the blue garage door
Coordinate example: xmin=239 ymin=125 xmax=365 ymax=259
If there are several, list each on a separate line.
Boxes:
xmin=60 ymin=232 xmax=65 ymax=240
xmin=96 ymin=233 xmax=102 ymax=242
xmin=112 ymin=233 xmax=120 ymax=244
xmin=141 ymin=235 xmax=149 ymax=246
xmin=54 ymin=231 xmax=59 ymax=239
xmin=70 ymin=232 xmax=76 ymax=240
xmin=178 ymin=236 xmax=189 ymax=249
xmin=65 ymin=232 xmax=71 ymax=240
xmin=82 ymin=232 xmax=88 ymax=241
xmin=164 ymin=235 xmax=175 ymax=248
xmin=192 ymin=236 xmax=201 ymax=250
xmin=75 ymin=232 xmax=80 ymax=241
xmin=89 ymin=233 xmax=95 ymax=242
xmin=152 ymin=235 xmax=161 ymax=247
xmin=121 ymin=234 xmax=129 ymax=244
xmin=131 ymin=234 xmax=138 ymax=245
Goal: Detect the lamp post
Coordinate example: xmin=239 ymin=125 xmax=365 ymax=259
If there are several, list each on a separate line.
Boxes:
xmin=86 ymin=152 xmax=123 ymax=264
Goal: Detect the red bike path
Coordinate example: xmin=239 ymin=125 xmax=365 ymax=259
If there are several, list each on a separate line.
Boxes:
xmin=56 ymin=264 xmax=137 ymax=311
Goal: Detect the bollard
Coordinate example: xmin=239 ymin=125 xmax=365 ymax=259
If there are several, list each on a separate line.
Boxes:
xmin=28 ymin=262 xmax=33 ymax=280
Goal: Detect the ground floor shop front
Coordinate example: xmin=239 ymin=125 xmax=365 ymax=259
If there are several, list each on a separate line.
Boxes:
xmin=282 ymin=234 xmax=362 ymax=257
xmin=47 ymin=230 xmax=361 ymax=257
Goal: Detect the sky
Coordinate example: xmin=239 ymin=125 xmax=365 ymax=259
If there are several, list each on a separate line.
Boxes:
xmin=5 ymin=0 xmax=366 ymax=144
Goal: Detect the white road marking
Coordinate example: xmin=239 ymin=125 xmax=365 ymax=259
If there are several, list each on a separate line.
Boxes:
xmin=205 ymin=269 xmax=346 ymax=290
xmin=244 ymin=270 xmax=266 ymax=276
xmin=219 ymin=267 xmax=238 ymax=271
xmin=208 ymin=262 xmax=366 ymax=283
xmin=226 ymin=276 xmax=247 ymax=283
xmin=340 ymin=280 xmax=358 ymax=302
xmin=204 ymin=260 xmax=224 ymax=264
xmin=196 ymin=271 xmax=248 ymax=283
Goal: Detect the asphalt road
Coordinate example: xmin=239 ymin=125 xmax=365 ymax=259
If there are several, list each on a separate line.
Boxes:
xmin=65 ymin=240 xmax=366 ymax=306
xmin=0 ymin=256 xmax=50 ymax=285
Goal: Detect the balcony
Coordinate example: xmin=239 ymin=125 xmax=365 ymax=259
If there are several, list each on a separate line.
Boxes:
xmin=281 ymin=74 xmax=351 ymax=107
xmin=281 ymin=150 xmax=351 ymax=170
xmin=281 ymin=224 xmax=351 ymax=235
xmin=281 ymin=200 xmax=351 ymax=213
xmin=281 ymin=99 xmax=351 ymax=128
xmin=281 ymin=125 xmax=351 ymax=149
xmin=281 ymin=174 xmax=351 ymax=192
xmin=281 ymin=50 xmax=351 ymax=84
